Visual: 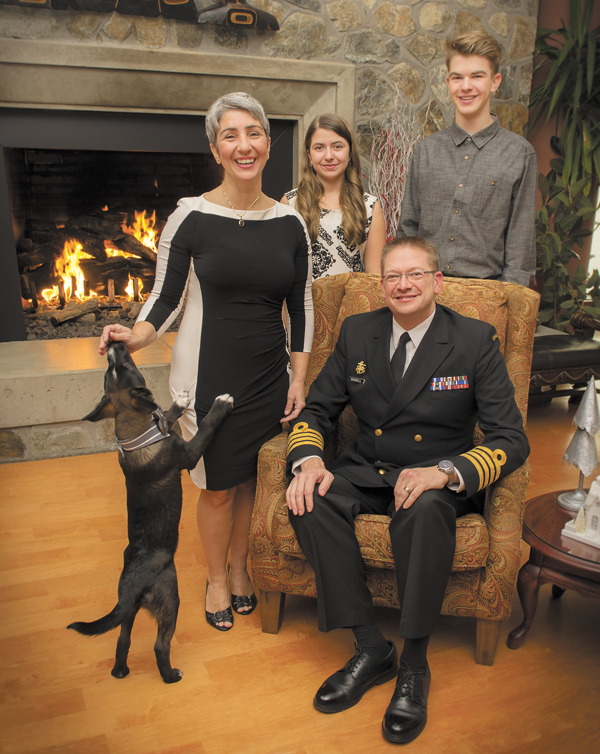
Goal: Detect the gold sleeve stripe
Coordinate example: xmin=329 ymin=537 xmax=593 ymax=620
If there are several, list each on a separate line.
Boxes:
xmin=287 ymin=422 xmax=324 ymax=454
xmin=460 ymin=447 xmax=507 ymax=491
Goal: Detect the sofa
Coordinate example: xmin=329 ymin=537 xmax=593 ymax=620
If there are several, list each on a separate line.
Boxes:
xmin=249 ymin=272 xmax=540 ymax=665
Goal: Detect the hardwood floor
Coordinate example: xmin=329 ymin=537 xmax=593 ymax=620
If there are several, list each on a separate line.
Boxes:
xmin=1 ymin=396 xmax=598 ymax=754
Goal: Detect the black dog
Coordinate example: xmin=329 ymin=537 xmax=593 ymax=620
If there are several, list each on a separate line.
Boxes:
xmin=67 ymin=341 xmax=233 ymax=683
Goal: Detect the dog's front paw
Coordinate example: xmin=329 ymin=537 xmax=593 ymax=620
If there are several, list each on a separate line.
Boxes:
xmin=173 ymin=390 xmax=192 ymax=410
xmin=213 ymin=394 xmax=234 ymax=415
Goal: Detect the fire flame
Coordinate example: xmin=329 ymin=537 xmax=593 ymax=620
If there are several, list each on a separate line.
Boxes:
xmin=41 ymin=210 xmax=157 ymax=304
xmin=125 ymin=210 xmax=158 ymax=254
xmin=41 ymin=240 xmax=94 ymax=304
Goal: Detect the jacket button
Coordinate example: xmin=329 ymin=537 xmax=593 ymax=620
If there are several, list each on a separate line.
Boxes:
xmin=379 ymin=469 xmax=386 ymax=475
xmin=375 ymin=428 xmax=383 ymax=436
xmin=414 ymin=434 xmax=422 ymax=442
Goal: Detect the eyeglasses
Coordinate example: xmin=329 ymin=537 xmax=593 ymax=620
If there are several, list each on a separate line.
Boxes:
xmin=382 ymin=271 xmax=436 ymax=285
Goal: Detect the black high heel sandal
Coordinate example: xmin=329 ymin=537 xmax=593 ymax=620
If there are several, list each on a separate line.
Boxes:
xmin=227 ymin=564 xmax=258 ymax=616
xmin=205 ymin=580 xmax=233 ymax=632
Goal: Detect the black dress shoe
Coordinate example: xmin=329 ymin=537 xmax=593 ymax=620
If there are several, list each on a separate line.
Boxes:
xmin=313 ymin=641 xmax=398 ymax=714
xmin=382 ymin=662 xmax=431 ymax=744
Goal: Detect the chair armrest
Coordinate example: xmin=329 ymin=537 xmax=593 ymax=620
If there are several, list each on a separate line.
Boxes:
xmin=476 ymin=460 xmax=530 ymax=620
xmin=250 ymin=431 xmax=289 ymax=592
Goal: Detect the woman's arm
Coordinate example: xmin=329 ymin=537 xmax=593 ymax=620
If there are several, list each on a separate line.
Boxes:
xmin=281 ymin=351 xmax=311 ymax=423
xmin=363 ymin=200 xmax=386 ymax=274
xmin=98 ymin=320 xmax=157 ymax=355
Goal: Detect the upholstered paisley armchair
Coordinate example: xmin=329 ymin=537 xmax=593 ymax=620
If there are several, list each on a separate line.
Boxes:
xmin=250 ymin=273 xmax=539 ymax=666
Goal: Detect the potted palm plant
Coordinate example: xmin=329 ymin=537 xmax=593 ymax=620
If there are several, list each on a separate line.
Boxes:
xmin=529 ymin=0 xmax=600 ymax=329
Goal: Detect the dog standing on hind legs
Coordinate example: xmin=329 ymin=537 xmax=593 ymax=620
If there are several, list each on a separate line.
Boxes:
xmin=67 ymin=341 xmax=233 ymax=683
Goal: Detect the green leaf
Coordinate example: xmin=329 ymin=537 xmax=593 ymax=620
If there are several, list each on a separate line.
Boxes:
xmin=549 ymin=233 xmax=563 ymax=253
xmin=573 ymin=264 xmax=587 ymax=283
xmin=576 ymin=206 xmax=596 ymax=217
xmin=538 ymin=172 xmax=550 ymax=197
xmin=547 ymin=67 xmax=571 ymax=119
xmin=587 ymin=33 xmax=596 ymax=96
xmin=588 ymin=269 xmax=600 ymax=288
xmin=537 ymin=309 xmax=556 ymax=323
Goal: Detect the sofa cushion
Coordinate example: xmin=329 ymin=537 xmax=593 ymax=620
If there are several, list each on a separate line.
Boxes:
xmin=272 ymin=507 xmax=489 ymax=572
xmin=532 ymin=334 xmax=600 ymax=371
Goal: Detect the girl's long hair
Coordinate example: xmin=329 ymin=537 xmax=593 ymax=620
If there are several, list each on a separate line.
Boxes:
xmin=295 ymin=114 xmax=367 ymax=246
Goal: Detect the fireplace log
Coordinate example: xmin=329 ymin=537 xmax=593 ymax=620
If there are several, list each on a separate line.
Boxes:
xmin=25 ymin=219 xmax=66 ymax=244
xmin=17 ymin=240 xmax=63 ymax=271
xmin=61 ymin=230 xmax=107 ymax=261
xmin=111 ymin=234 xmax=157 ymax=263
xmin=65 ymin=214 xmax=125 ymax=240
xmin=50 ymin=298 xmax=98 ymax=327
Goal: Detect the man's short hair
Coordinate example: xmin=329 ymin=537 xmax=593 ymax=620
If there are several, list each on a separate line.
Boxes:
xmin=445 ymin=31 xmax=502 ymax=76
xmin=381 ymin=236 xmax=440 ymax=275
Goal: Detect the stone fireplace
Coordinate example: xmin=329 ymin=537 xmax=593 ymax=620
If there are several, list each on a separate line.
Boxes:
xmin=0 ymin=37 xmax=354 ymax=462
xmin=0 ymin=38 xmax=355 ymax=342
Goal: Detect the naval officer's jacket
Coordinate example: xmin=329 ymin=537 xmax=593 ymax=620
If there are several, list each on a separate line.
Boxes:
xmin=287 ymin=304 xmax=530 ymax=504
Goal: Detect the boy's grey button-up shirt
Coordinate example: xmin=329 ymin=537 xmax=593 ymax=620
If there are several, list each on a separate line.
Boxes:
xmin=397 ymin=116 xmax=537 ymax=287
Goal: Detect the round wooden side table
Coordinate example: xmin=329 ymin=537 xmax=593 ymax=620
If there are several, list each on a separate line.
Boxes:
xmin=507 ymin=490 xmax=600 ymax=649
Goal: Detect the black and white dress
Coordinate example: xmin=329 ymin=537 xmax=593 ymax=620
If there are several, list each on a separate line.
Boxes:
xmin=137 ymin=196 xmax=313 ymax=491
xmin=285 ymin=189 xmax=377 ymax=280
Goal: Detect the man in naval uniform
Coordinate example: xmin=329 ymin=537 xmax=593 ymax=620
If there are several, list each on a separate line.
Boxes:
xmin=286 ymin=236 xmax=529 ymax=745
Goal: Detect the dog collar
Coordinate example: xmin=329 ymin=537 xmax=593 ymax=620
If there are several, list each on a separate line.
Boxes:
xmin=115 ymin=408 xmax=170 ymax=456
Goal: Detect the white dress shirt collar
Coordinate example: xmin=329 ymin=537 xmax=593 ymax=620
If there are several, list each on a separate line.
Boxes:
xmin=390 ymin=307 xmax=437 ymax=365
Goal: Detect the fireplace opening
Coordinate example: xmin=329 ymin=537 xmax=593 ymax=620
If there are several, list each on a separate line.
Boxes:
xmin=9 ymin=146 xmax=223 ymax=338
xmin=0 ymin=108 xmax=294 ymax=342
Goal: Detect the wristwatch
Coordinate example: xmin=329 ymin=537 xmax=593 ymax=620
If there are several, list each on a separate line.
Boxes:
xmin=437 ymin=460 xmax=456 ymax=485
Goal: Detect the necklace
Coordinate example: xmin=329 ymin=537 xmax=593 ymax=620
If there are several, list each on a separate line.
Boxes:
xmin=222 ymin=189 xmax=262 ymax=227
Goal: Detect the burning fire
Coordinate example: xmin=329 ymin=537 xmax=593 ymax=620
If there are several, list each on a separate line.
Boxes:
xmin=41 ymin=240 xmax=95 ymax=304
xmin=41 ymin=210 xmax=158 ymax=305
xmin=125 ymin=210 xmax=158 ymax=254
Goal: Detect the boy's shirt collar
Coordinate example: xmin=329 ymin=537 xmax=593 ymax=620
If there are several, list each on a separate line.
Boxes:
xmin=450 ymin=114 xmax=500 ymax=149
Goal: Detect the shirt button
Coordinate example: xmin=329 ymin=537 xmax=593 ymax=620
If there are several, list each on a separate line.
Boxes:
xmin=459 ymin=183 xmax=463 ymax=187
xmin=455 ymin=209 xmax=459 ymax=214
xmin=379 ymin=468 xmax=385 ymax=475
xmin=467 ymin=137 xmax=472 ymax=142
xmin=374 ymin=428 xmax=383 ymax=436
xmin=446 ymin=264 xmax=451 ymax=269
xmin=414 ymin=434 xmax=422 ymax=442
xmin=491 ymin=181 xmax=495 ymax=186
xmin=464 ymin=155 xmax=469 ymax=160
xmin=450 ymin=238 xmax=455 ymax=242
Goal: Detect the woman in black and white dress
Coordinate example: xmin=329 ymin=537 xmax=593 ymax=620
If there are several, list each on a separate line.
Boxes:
xmin=99 ymin=92 xmax=313 ymax=631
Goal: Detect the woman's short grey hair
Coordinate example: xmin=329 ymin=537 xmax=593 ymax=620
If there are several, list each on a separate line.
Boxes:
xmin=205 ymin=92 xmax=270 ymax=146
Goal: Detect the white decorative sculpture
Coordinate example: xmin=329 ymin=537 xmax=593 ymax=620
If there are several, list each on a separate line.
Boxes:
xmin=559 ymin=377 xmax=600 ymax=510
xmin=563 ymin=475 xmax=600 ymax=549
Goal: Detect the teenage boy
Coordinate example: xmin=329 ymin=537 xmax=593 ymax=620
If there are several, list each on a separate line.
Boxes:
xmin=397 ymin=31 xmax=537 ymax=287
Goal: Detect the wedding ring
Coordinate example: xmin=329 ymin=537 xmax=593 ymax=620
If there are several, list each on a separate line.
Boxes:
xmin=404 ymin=486 xmax=412 ymax=493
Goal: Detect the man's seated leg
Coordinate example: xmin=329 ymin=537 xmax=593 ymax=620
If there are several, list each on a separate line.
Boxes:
xmin=288 ymin=475 xmax=399 ymax=713
xmin=382 ymin=489 xmax=479 ymax=744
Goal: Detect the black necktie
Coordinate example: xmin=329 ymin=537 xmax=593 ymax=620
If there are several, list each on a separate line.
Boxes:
xmin=391 ymin=332 xmax=411 ymax=384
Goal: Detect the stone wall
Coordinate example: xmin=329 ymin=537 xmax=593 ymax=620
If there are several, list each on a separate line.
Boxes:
xmin=0 ymin=0 xmax=539 ymax=162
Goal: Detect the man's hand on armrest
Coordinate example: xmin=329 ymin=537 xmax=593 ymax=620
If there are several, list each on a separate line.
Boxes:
xmin=286 ymin=457 xmax=335 ymax=516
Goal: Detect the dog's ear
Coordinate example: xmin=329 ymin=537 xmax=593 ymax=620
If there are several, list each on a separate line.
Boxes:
xmin=82 ymin=394 xmax=115 ymax=422
xmin=130 ymin=387 xmax=158 ymax=413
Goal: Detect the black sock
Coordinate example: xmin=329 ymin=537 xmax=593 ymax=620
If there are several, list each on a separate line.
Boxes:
xmin=400 ymin=636 xmax=430 ymax=673
xmin=352 ymin=624 xmax=390 ymax=660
